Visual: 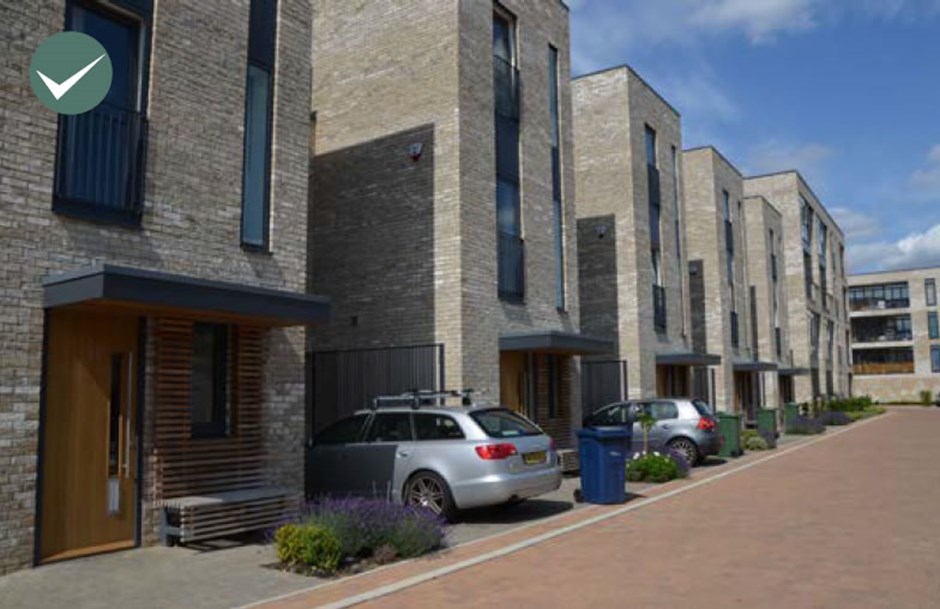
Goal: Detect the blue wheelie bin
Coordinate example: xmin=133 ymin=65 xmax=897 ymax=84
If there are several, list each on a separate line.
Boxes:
xmin=575 ymin=426 xmax=630 ymax=504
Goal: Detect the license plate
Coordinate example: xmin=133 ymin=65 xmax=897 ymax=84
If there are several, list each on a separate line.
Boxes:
xmin=523 ymin=451 xmax=546 ymax=465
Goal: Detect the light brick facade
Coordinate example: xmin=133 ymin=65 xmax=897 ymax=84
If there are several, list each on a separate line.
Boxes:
xmin=309 ymin=0 xmax=585 ymax=444
xmin=573 ymin=66 xmax=697 ymax=403
xmin=745 ymin=172 xmax=850 ymax=403
xmin=0 ymin=0 xmax=313 ymax=573
xmin=850 ymin=266 xmax=940 ymax=403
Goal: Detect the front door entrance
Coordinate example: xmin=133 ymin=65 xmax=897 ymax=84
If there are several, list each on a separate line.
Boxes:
xmin=40 ymin=309 xmax=139 ymax=563
xmin=499 ymin=351 xmax=527 ymax=415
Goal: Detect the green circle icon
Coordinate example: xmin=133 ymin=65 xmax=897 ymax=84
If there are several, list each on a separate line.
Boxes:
xmin=29 ymin=31 xmax=113 ymax=115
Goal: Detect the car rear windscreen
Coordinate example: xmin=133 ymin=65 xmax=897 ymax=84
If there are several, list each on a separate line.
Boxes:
xmin=470 ymin=409 xmax=541 ymax=438
xmin=692 ymin=399 xmax=715 ymax=417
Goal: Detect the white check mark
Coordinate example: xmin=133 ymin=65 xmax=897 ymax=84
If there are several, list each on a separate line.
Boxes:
xmin=36 ymin=53 xmax=106 ymax=100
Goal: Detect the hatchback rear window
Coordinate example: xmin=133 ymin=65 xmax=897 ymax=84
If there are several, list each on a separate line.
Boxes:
xmin=470 ymin=409 xmax=541 ymax=438
xmin=692 ymin=399 xmax=715 ymax=417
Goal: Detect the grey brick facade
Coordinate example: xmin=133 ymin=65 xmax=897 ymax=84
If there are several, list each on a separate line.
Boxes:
xmin=745 ymin=172 xmax=850 ymax=403
xmin=309 ymin=0 xmax=584 ymax=443
xmin=573 ymin=66 xmax=696 ymax=402
xmin=0 ymin=0 xmax=313 ymax=573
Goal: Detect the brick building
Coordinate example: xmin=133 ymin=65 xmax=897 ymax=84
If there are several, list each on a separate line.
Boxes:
xmin=573 ymin=65 xmax=716 ymax=409
xmin=849 ymin=266 xmax=940 ymax=403
xmin=0 ymin=0 xmax=324 ymax=572
xmin=683 ymin=147 xmax=783 ymax=416
xmin=745 ymin=172 xmax=850 ymax=402
xmin=308 ymin=0 xmax=605 ymax=450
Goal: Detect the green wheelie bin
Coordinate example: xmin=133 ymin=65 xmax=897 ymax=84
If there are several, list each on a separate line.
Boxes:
xmin=757 ymin=408 xmax=778 ymax=439
xmin=717 ymin=413 xmax=742 ymax=458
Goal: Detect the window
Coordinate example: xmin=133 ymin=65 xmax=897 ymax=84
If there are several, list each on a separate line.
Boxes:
xmin=315 ymin=414 xmax=369 ymax=445
xmin=191 ymin=323 xmax=229 ymax=438
xmin=927 ymin=279 xmax=937 ymax=307
xmin=933 ymin=346 xmax=940 ymax=373
xmin=241 ymin=0 xmax=277 ymax=248
xmin=645 ymin=125 xmax=657 ymax=167
xmin=800 ymin=197 xmax=813 ymax=251
xmin=929 ymin=311 xmax=939 ymax=340
xmin=414 ymin=414 xmax=465 ymax=441
xmin=672 ymin=146 xmax=685 ymax=336
xmin=54 ymin=0 xmax=148 ymax=224
xmin=547 ymin=354 xmax=562 ymax=418
xmin=804 ymin=253 xmax=814 ymax=300
xmin=586 ymin=403 xmax=629 ymax=426
xmin=365 ymin=413 xmax=414 ymax=443
xmin=494 ymin=7 xmax=522 ymax=300
xmin=648 ymin=401 xmax=678 ymax=421
xmin=471 ymin=409 xmax=540 ymax=438
xmin=723 ymin=191 xmax=734 ymax=285
xmin=548 ymin=46 xmax=565 ymax=310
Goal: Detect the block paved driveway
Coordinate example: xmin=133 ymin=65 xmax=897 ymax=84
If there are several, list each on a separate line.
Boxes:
xmin=259 ymin=408 xmax=940 ymax=609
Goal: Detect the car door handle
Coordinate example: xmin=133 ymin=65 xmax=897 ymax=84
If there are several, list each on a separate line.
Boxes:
xmin=661 ymin=424 xmax=671 ymax=429
xmin=397 ymin=450 xmax=411 ymax=458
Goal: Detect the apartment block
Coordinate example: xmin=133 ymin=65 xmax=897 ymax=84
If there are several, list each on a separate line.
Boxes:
xmin=0 ymin=0 xmax=324 ymax=573
xmin=573 ymin=66 xmax=710 ymax=410
xmin=682 ymin=147 xmax=782 ymax=416
xmin=745 ymin=172 xmax=850 ymax=403
xmin=309 ymin=0 xmax=603 ymax=449
xmin=849 ymin=266 xmax=940 ymax=402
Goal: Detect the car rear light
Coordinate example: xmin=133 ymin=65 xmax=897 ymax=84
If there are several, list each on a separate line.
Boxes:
xmin=475 ymin=443 xmax=518 ymax=460
xmin=548 ymin=438 xmax=556 ymax=452
xmin=698 ymin=417 xmax=717 ymax=431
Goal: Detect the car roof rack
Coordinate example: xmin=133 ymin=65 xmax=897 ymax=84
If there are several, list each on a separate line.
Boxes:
xmin=370 ymin=389 xmax=476 ymax=410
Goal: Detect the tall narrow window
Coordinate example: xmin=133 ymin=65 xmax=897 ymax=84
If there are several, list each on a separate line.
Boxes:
xmin=929 ymin=311 xmax=939 ymax=340
xmin=646 ymin=125 xmax=664 ymax=332
xmin=192 ymin=323 xmax=230 ymax=438
xmin=548 ymin=46 xmax=565 ymax=310
xmin=723 ymin=191 xmax=733 ymax=285
xmin=241 ymin=0 xmax=277 ymax=248
xmin=55 ymin=0 xmax=148 ymax=224
xmin=672 ymin=146 xmax=684 ymax=335
xmin=933 ymin=345 xmax=940 ymax=373
xmin=494 ymin=7 xmax=523 ymax=300
xmin=926 ymin=278 xmax=937 ymax=307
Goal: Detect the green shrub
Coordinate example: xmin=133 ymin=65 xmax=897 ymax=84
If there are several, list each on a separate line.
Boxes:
xmin=741 ymin=429 xmax=759 ymax=443
xmin=920 ymin=390 xmax=933 ymax=406
xmin=626 ymin=452 xmax=686 ymax=483
xmin=827 ymin=396 xmax=873 ymax=412
xmin=274 ymin=523 xmax=343 ymax=573
xmin=846 ymin=406 xmax=886 ymax=421
xmin=744 ymin=435 xmax=770 ymax=451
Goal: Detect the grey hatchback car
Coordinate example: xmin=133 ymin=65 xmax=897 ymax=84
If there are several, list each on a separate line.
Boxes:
xmin=583 ymin=398 xmax=722 ymax=465
xmin=307 ymin=394 xmax=562 ymax=520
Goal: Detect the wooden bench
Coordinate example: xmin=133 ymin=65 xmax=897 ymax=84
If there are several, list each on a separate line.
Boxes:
xmin=160 ymin=487 xmax=300 ymax=545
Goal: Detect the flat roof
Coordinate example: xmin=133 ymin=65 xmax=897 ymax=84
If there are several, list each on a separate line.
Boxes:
xmin=499 ymin=330 xmax=614 ymax=355
xmin=656 ymin=352 xmax=722 ymax=366
xmin=573 ymin=64 xmax=681 ymax=118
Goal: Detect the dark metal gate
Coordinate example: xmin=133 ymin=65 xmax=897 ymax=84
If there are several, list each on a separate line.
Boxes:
xmin=309 ymin=344 xmax=445 ymax=433
xmin=581 ymin=360 xmax=627 ymax=414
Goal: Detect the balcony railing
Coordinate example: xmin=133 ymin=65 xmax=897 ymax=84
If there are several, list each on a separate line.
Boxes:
xmin=853 ymin=362 xmax=914 ymax=375
xmin=653 ymin=284 xmax=666 ymax=332
xmin=849 ymin=297 xmax=910 ymax=312
xmin=498 ymin=231 xmax=525 ymax=301
xmin=494 ymin=56 xmax=520 ymax=121
xmin=852 ymin=330 xmax=913 ymax=343
xmin=54 ymin=102 xmax=148 ymax=225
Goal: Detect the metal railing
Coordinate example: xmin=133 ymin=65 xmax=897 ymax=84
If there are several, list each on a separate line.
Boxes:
xmin=852 ymin=330 xmax=913 ymax=343
xmin=653 ymin=284 xmax=666 ymax=332
xmin=55 ymin=102 xmax=147 ymax=219
xmin=849 ymin=298 xmax=910 ymax=311
xmin=498 ymin=231 xmax=525 ymax=301
xmin=494 ymin=56 xmax=520 ymax=120
xmin=648 ymin=165 xmax=661 ymax=248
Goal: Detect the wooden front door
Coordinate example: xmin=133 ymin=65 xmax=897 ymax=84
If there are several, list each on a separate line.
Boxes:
xmin=499 ymin=351 xmax=527 ymax=414
xmin=40 ymin=310 xmax=139 ymax=563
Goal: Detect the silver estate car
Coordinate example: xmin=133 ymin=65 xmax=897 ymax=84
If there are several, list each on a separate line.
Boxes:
xmin=307 ymin=392 xmax=562 ymax=521
xmin=583 ymin=398 xmax=722 ymax=465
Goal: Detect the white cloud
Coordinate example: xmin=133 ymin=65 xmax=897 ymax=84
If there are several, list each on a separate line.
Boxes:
xmin=910 ymin=144 xmax=940 ymax=196
xmin=691 ymin=0 xmax=818 ymax=43
xmin=744 ymin=140 xmax=835 ymax=185
xmin=848 ymin=223 xmax=940 ymax=273
xmin=830 ymin=207 xmax=880 ymax=241
xmin=659 ymin=70 xmax=739 ymax=123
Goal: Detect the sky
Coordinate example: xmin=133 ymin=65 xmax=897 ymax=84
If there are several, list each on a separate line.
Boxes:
xmin=568 ymin=0 xmax=940 ymax=274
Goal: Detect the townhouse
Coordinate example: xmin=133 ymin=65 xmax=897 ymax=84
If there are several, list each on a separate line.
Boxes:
xmin=573 ymin=66 xmax=714 ymax=410
xmin=745 ymin=172 xmax=850 ymax=403
xmin=308 ymin=0 xmax=603 ymax=452
xmin=0 ymin=0 xmax=324 ymax=573
xmin=682 ymin=147 xmax=784 ymax=417
xmin=849 ymin=266 xmax=940 ymax=403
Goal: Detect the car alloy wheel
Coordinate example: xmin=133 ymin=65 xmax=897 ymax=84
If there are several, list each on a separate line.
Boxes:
xmin=668 ymin=437 xmax=699 ymax=465
xmin=406 ymin=474 xmax=446 ymax=515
